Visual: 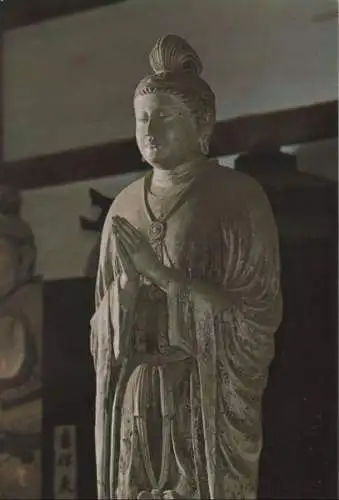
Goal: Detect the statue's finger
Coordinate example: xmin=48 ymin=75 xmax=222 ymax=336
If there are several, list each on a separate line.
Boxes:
xmin=116 ymin=222 xmax=140 ymax=250
xmin=116 ymin=238 xmax=131 ymax=268
xmin=116 ymin=231 xmax=137 ymax=256
xmin=116 ymin=216 xmax=143 ymax=241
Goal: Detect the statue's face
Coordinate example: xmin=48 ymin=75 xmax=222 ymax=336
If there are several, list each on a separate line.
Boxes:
xmin=0 ymin=237 xmax=18 ymax=298
xmin=134 ymin=92 xmax=201 ymax=169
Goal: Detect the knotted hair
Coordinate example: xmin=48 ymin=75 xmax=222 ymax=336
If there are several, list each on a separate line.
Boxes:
xmin=134 ymin=35 xmax=216 ymax=140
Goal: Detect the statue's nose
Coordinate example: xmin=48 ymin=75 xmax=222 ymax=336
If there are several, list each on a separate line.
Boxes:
xmin=145 ymin=114 xmax=160 ymax=137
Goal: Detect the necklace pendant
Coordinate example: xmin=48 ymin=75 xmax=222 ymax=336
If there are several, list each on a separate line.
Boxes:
xmin=148 ymin=220 xmax=167 ymax=244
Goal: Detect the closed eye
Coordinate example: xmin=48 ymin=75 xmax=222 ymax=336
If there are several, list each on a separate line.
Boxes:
xmin=158 ymin=111 xmax=175 ymax=120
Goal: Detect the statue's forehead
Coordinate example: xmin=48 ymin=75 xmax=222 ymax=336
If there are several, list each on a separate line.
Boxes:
xmin=134 ymin=92 xmax=185 ymax=111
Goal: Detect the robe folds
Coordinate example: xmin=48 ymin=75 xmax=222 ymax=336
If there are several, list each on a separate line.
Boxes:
xmin=90 ymin=161 xmax=282 ymax=499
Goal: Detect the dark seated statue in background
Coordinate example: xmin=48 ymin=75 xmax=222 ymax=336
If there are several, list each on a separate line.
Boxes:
xmin=0 ymin=184 xmax=43 ymax=499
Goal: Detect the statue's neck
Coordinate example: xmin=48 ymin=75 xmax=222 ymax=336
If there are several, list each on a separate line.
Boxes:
xmin=151 ymin=158 xmax=205 ymax=190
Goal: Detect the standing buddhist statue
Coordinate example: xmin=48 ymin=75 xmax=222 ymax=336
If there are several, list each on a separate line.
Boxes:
xmin=91 ymin=35 xmax=282 ymax=500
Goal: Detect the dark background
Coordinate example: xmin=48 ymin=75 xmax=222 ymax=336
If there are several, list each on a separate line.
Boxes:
xmin=42 ymin=278 xmax=96 ymax=499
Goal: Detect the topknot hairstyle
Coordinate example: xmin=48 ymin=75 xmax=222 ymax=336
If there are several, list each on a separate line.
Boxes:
xmin=134 ymin=35 xmax=216 ymax=145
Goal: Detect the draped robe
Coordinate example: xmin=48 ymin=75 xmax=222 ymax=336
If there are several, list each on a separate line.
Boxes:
xmin=90 ymin=161 xmax=282 ymax=499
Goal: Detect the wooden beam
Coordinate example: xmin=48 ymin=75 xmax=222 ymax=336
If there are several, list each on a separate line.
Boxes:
xmin=2 ymin=140 xmax=147 ymax=190
xmin=210 ymin=100 xmax=338 ymax=157
xmin=1 ymin=0 xmax=128 ymax=30
xmin=1 ymin=100 xmax=337 ymax=190
xmin=0 ymin=33 xmax=3 ymax=164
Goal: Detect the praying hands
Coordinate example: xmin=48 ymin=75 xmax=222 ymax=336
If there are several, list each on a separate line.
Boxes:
xmin=112 ymin=216 xmax=168 ymax=290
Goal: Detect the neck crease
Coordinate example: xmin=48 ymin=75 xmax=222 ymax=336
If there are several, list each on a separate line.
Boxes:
xmin=151 ymin=157 xmax=205 ymax=190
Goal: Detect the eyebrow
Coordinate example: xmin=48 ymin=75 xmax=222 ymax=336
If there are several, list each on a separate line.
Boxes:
xmin=136 ymin=106 xmax=176 ymax=115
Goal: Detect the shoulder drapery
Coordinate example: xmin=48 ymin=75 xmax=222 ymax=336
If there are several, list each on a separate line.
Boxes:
xmin=90 ymin=204 xmax=138 ymax=368
xmin=90 ymin=204 xmax=138 ymax=499
xmin=167 ymin=177 xmax=282 ymax=498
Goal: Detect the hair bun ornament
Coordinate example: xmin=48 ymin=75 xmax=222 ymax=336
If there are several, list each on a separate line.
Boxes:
xmin=149 ymin=34 xmax=203 ymax=76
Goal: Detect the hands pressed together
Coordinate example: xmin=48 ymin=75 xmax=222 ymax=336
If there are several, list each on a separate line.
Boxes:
xmin=112 ymin=216 xmax=167 ymax=290
xmin=112 ymin=215 xmax=230 ymax=314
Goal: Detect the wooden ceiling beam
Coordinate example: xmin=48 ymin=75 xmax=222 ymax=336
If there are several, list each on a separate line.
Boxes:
xmin=1 ymin=100 xmax=337 ymax=191
xmin=1 ymin=0 xmax=128 ymax=30
xmin=210 ymin=100 xmax=337 ymax=157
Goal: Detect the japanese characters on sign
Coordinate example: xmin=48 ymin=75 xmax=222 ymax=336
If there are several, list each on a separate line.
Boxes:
xmin=53 ymin=425 xmax=77 ymax=499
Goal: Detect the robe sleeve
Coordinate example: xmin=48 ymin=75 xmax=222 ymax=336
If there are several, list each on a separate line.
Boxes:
xmin=90 ymin=205 xmax=139 ymax=499
xmin=166 ymin=178 xmax=282 ymax=498
xmin=220 ymin=178 xmax=283 ymax=375
xmin=90 ymin=206 xmax=137 ymax=371
xmin=167 ymin=177 xmax=282 ymax=362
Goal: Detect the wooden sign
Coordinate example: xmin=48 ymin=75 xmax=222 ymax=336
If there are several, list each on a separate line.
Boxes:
xmin=53 ymin=425 xmax=77 ymax=499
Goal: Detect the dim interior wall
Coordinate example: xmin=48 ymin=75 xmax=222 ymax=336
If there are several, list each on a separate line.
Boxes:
xmin=21 ymin=172 xmax=143 ymax=281
xmin=22 ymin=139 xmax=337 ymax=281
xmin=4 ymin=0 xmax=337 ymax=161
